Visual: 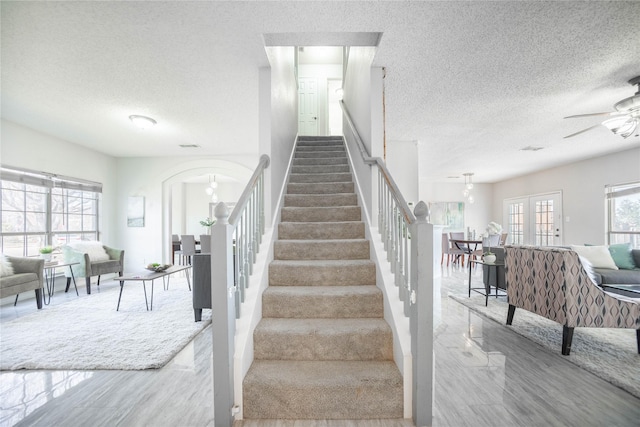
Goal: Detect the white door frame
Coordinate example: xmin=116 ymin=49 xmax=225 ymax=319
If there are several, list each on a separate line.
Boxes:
xmin=503 ymin=191 xmax=563 ymax=246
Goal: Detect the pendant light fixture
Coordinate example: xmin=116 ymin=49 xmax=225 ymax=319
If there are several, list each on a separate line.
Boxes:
xmin=463 ymin=173 xmax=475 ymax=204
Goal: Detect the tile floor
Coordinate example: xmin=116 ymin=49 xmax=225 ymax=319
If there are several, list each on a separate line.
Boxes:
xmin=1 ymin=264 xmax=639 ymax=426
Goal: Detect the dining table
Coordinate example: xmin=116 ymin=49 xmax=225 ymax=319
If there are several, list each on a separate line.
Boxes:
xmin=449 ymin=238 xmax=482 ymax=266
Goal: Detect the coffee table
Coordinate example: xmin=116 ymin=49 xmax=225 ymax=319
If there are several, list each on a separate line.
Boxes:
xmin=116 ymin=265 xmax=191 ymax=311
xmin=601 ymin=284 xmax=640 ymax=299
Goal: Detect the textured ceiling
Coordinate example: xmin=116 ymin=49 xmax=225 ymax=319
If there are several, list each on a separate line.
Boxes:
xmin=2 ymin=1 xmax=639 ymax=183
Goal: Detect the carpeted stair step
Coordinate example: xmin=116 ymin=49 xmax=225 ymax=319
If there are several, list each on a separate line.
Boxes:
xmin=254 ymin=318 xmax=393 ymax=361
xmin=269 ymin=260 xmax=375 ymax=286
xmin=284 ymin=193 xmax=357 ymax=207
xmin=243 ymin=360 xmax=403 ymax=419
xmin=294 ymin=151 xmax=347 ymax=159
xmin=291 ymin=164 xmax=350 ymax=174
xmin=262 ymin=285 xmax=383 ymax=318
xmin=278 ymin=221 xmax=365 ymax=240
xmin=293 ymin=157 xmax=348 ymax=166
xmin=298 ymin=137 xmax=344 ymax=146
xmin=287 ymin=182 xmax=354 ymax=194
xmin=288 ymin=172 xmax=352 ymax=183
xmin=296 ymin=145 xmax=345 ymax=152
xmin=274 ymin=239 xmax=369 ymax=260
xmin=281 ymin=206 xmax=361 ymax=222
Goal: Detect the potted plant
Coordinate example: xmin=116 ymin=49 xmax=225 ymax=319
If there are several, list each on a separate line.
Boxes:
xmin=483 ymin=251 xmax=496 ymax=264
xmin=39 ymin=246 xmax=54 ymax=261
xmin=199 ymin=217 xmax=216 ymax=234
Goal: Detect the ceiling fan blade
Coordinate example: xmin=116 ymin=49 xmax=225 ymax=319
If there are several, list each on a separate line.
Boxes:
xmin=563 ymin=124 xmax=601 ymax=139
xmin=564 ymin=111 xmax=620 ymax=119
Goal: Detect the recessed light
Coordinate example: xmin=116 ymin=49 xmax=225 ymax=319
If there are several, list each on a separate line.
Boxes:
xmin=129 ymin=115 xmax=156 ymax=129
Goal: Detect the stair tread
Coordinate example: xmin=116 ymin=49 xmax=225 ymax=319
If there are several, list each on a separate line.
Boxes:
xmin=257 ymin=317 xmax=391 ymax=333
xmin=264 ymin=284 xmax=380 ymax=296
xmin=270 ymin=259 xmax=374 ymax=267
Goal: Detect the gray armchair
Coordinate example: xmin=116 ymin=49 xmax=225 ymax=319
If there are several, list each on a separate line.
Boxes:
xmin=63 ymin=243 xmax=124 ymax=294
xmin=0 ymin=256 xmax=44 ymax=309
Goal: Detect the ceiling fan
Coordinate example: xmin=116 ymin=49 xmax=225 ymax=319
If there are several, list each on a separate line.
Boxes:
xmin=564 ymin=75 xmax=640 ymax=139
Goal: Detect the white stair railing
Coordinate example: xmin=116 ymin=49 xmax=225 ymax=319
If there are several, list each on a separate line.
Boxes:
xmin=341 ymin=101 xmax=433 ymax=426
xmin=211 ymin=154 xmax=269 ymax=426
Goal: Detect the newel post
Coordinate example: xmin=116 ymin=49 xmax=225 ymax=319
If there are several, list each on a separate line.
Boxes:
xmin=212 ymin=202 xmax=236 ymax=426
xmin=410 ymin=201 xmax=433 ymax=427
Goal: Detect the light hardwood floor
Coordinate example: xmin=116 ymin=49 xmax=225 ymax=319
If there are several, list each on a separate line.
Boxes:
xmin=1 ymin=265 xmax=639 ymax=426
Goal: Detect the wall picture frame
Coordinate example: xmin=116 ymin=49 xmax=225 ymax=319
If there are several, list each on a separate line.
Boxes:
xmin=127 ymin=196 xmax=145 ymax=227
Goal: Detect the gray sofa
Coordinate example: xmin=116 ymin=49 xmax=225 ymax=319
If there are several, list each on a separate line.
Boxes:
xmin=0 ymin=256 xmax=45 ymax=309
xmin=484 ymin=247 xmax=640 ymax=291
xmin=192 ymin=253 xmax=212 ymax=322
xmin=592 ymin=249 xmax=640 ymax=285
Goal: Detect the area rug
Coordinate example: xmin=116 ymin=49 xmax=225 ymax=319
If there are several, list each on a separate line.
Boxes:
xmin=0 ymin=279 xmax=211 ymax=370
xmin=449 ymin=293 xmax=640 ymax=398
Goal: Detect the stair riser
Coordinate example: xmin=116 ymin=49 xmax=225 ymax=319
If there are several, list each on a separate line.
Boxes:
xmin=298 ymin=137 xmax=344 ymax=143
xmin=269 ymin=262 xmax=375 ymax=286
xmin=284 ymin=194 xmax=357 ymax=207
xmin=274 ymin=240 xmax=369 ymax=260
xmin=262 ymin=287 xmax=383 ymax=318
xmin=287 ymin=182 xmax=354 ymax=194
xmin=281 ymin=207 xmax=361 ymax=222
xmin=278 ymin=222 xmax=365 ymax=240
xmin=293 ymin=157 xmax=348 ymax=166
xmin=296 ymin=145 xmax=345 ymax=152
xmin=288 ymin=173 xmax=352 ymax=183
xmin=295 ymin=151 xmax=347 ymax=159
xmin=291 ymin=165 xmax=350 ymax=174
xmin=254 ymin=321 xmax=393 ymax=361
xmin=243 ymin=361 xmax=403 ymax=419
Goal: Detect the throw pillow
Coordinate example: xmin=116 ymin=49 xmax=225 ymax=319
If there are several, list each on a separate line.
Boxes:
xmin=608 ymin=243 xmax=636 ymax=270
xmin=68 ymin=241 xmax=110 ymax=261
xmin=0 ymin=254 xmax=14 ymax=277
xmin=570 ymin=245 xmax=619 ymax=270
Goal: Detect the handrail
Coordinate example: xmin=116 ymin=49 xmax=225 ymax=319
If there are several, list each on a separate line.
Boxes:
xmin=340 ymin=101 xmax=416 ymax=225
xmin=340 ymin=100 xmax=432 ymax=426
xmin=211 ymin=154 xmax=270 ymax=426
xmin=229 ymin=154 xmax=270 ymax=225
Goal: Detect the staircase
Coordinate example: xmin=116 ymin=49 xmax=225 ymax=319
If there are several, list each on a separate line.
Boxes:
xmin=243 ymin=136 xmax=403 ymax=420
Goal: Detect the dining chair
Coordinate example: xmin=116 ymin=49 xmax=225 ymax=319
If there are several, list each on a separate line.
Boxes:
xmin=180 ymin=235 xmax=198 ymax=265
xmin=499 ymin=232 xmax=509 ymax=246
xmin=449 ymin=232 xmax=469 ymax=266
xmin=199 ymin=234 xmax=212 ymax=254
xmin=172 ymin=234 xmax=181 ymax=264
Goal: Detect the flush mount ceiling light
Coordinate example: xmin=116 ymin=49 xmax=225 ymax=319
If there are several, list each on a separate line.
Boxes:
xmin=129 ymin=115 xmax=157 ymax=130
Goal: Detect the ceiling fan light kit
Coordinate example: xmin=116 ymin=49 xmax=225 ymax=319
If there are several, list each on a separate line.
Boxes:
xmin=564 ymin=75 xmax=640 ymax=139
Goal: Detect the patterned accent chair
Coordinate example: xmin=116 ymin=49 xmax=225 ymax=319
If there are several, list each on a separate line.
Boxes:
xmin=505 ymin=245 xmax=639 ymax=355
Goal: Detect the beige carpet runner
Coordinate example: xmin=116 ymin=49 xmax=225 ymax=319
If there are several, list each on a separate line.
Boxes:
xmin=243 ymin=136 xmax=403 ymax=419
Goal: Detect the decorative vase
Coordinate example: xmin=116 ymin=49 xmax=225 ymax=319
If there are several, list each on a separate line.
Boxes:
xmin=40 ymin=253 xmax=52 ymax=261
xmin=483 ymin=254 xmax=496 ymax=264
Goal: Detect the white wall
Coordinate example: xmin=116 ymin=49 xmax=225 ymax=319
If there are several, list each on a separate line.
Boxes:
xmin=182 ymin=181 xmax=245 ymax=236
xmin=492 ymin=147 xmax=640 ymax=246
xmin=387 ymin=140 xmax=419 ymax=204
xmin=116 ymin=156 xmax=254 ymax=270
xmin=420 ymin=181 xmax=493 ymax=235
xmin=0 ymin=119 xmax=119 ymax=243
xmin=262 ymin=47 xmax=298 ymax=224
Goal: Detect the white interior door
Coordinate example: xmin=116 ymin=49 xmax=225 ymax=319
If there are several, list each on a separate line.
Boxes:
xmin=503 ymin=192 xmax=563 ymax=245
xmin=298 ymin=78 xmax=318 ymax=135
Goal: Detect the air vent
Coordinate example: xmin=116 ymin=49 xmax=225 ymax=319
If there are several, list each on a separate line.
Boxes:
xmin=520 ymin=146 xmax=544 ymax=151
xmin=179 ymin=144 xmax=200 ymax=148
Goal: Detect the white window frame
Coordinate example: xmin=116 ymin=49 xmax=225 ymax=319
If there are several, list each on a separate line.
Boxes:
xmin=606 ymin=181 xmax=640 ymax=248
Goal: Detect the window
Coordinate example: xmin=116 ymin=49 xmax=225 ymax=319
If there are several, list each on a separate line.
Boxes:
xmin=508 ymin=201 xmax=524 ymax=245
xmin=503 ymin=192 xmax=562 ymax=246
xmin=606 ymin=181 xmax=640 ymax=248
xmin=0 ymin=166 xmax=102 ymax=256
